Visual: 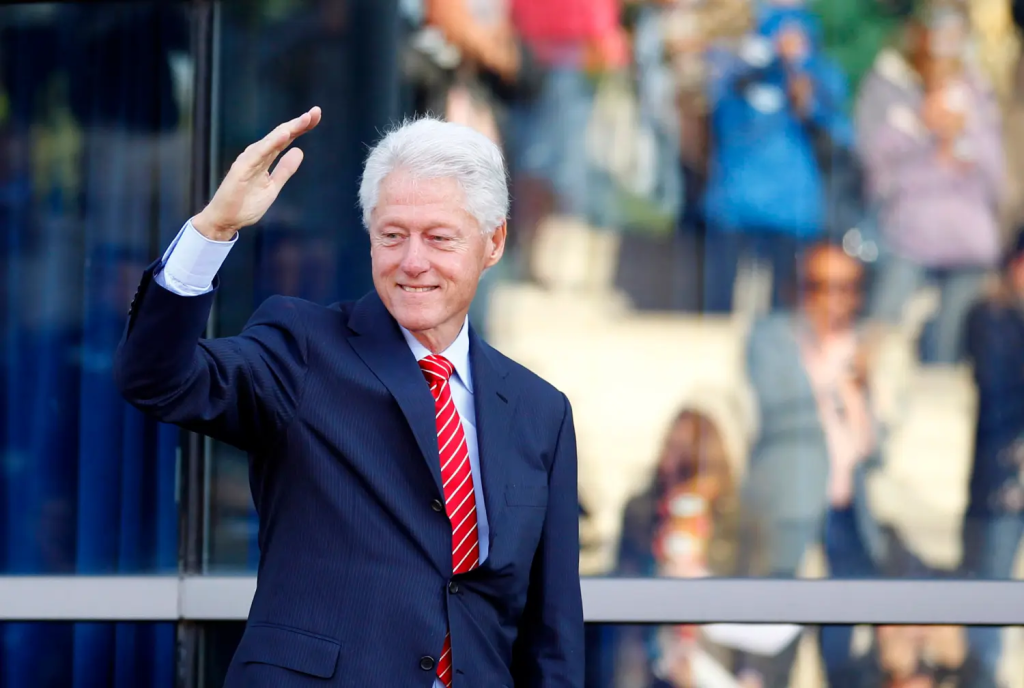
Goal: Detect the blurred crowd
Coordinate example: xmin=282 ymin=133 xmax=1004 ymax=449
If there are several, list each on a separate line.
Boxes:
xmin=400 ymin=0 xmax=1024 ymax=686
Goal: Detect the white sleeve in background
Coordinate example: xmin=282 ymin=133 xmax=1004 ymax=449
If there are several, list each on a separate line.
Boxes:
xmin=153 ymin=219 xmax=236 ymax=296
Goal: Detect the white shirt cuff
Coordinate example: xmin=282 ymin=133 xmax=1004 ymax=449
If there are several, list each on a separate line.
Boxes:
xmin=154 ymin=218 xmax=236 ymax=296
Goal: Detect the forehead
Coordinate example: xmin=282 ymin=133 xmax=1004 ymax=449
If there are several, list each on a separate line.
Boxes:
xmin=370 ymin=170 xmax=482 ymax=235
xmin=373 ymin=170 xmax=468 ymax=220
xmin=805 ymin=247 xmax=862 ymax=280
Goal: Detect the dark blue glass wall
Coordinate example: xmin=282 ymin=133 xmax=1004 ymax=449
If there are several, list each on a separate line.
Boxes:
xmin=0 ymin=3 xmax=189 ymax=685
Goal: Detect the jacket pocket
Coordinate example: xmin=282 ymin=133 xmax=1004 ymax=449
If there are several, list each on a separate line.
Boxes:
xmin=234 ymin=622 xmax=341 ymax=678
xmin=505 ymin=483 xmax=548 ymax=507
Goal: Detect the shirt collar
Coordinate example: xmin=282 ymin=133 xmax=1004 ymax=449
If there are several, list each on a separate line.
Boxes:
xmin=400 ymin=317 xmax=474 ymax=393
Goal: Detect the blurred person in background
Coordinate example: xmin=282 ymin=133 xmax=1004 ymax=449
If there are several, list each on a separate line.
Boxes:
xmin=856 ymin=5 xmax=1006 ymax=364
xmin=618 ymin=408 xmax=741 ymax=579
xmin=658 ymin=0 xmax=752 ymax=182
xmin=507 ymin=0 xmax=628 ymax=285
xmin=701 ymin=0 xmax=855 ymax=313
xmin=612 ymin=403 xmax=744 ymax=687
xmin=631 ymin=0 xmax=753 ymax=215
xmin=629 ymin=0 xmax=752 ymax=310
xmin=836 ymin=625 xmax=995 ymax=688
xmin=960 ymin=229 xmax=1024 ymax=682
xmin=401 ymin=0 xmax=521 ymax=139
xmin=740 ymin=243 xmax=886 ymax=687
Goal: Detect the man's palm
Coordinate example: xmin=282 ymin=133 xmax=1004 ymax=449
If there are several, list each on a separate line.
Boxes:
xmin=195 ymin=107 xmax=321 ymax=240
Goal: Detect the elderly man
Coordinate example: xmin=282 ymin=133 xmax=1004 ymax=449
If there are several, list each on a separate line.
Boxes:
xmin=113 ymin=108 xmax=583 ymax=688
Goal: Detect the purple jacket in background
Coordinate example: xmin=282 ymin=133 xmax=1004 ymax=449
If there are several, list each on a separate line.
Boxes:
xmin=855 ymin=49 xmax=1005 ymax=268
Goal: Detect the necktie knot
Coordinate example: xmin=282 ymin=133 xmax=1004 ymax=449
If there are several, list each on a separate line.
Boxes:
xmin=419 ymin=354 xmax=454 ymax=388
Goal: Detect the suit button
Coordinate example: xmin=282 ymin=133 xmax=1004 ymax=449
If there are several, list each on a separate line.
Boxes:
xmin=448 ymin=580 xmax=460 ymax=594
xmin=419 ymin=656 xmax=435 ymax=671
xmin=431 ymin=499 xmax=444 ymax=513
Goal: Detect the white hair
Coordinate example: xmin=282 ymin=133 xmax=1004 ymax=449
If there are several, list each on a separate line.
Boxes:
xmin=358 ymin=117 xmax=510 ymax=234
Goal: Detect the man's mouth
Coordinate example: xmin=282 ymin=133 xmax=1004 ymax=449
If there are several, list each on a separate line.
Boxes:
xmin=399 ymin=286 xmax=437 ymax=293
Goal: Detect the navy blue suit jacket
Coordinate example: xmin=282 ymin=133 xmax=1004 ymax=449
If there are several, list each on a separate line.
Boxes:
xmin=113 ymin=264 xmax=584 ymax=687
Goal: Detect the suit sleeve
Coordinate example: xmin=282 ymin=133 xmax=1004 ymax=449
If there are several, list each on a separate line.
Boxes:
xmin=113 ymin=264 xmax=309 ymax=453
xmin=512 ymin=393 xmax=585 ymax=688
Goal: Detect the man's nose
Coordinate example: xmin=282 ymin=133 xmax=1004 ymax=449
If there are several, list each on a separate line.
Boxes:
xmin=399 ymin=239 xmax=430 ymax=275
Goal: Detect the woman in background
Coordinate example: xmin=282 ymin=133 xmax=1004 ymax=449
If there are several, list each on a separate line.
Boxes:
xmin=857 ymin=4 xmax=1005 ymax=364
xmin=613 ymin=402 xmax=745 ymax=688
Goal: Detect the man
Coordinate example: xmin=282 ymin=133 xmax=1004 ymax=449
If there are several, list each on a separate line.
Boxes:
xmin=962 ymin=230 xmax=1024 ymax=680
xmin=113 ymin=107 xmax=584 ymax=687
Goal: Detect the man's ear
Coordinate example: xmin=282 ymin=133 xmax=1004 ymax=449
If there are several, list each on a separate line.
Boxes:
xmin=486 ymin=221 xmax=507 ymax=267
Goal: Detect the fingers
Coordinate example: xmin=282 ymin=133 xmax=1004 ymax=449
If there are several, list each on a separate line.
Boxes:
xmin=269 ymin=147 xmax=305 ymax=190
xmin=306 ymin=106 xmax=322 ymax=131
xmin=243 ymin=107 xmax=322 ymax=174
xmin=261 ymin=110 xmax=313 ymax=160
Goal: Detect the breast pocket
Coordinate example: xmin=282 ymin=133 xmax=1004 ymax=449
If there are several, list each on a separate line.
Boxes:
xmin=505 ymin=483 xmax=548 ymax=507
xmin=232 ymin=622 xmax=341 ymax=680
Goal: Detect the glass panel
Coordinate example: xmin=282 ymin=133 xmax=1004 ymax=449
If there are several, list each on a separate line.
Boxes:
xmin=199 ymin=622 xmax=1023 ymax=688
xmin=204 ymin=0 xmax=403 ymax=570
xmin=200 ymin=0 xmax=1024 ymax=580
xmin=0 ymin=3 xmax=190 ymax=574
xmin=587 ymin=624 xmax=1024 ymax=688
xmin=0 ymin=622 xmax=175 ymax=688
xmin=510 ymin=2 xmax=1024 ymax=581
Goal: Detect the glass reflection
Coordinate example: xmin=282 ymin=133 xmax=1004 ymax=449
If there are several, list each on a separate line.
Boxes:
xmin=535 ymin=0 xmax=1024 ymax=585
xmin=0 ymin=622 xmax=175 ymax=688
xmin=0 ymin=2 xmax=188 ymax=684
xmin=599 ymin=623 xmax=1013 ymax=688
xmin=200 ymin=622 xmax=1021 ymax=688
xmin=1 ymin=1 xmax=188 ymax=574
xmin=201 ymin=0 xmax=1024 ymax=586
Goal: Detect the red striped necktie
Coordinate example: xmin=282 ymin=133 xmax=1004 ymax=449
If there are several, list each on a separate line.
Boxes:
xmin=419 ymin=354 xmax=479 ymax=688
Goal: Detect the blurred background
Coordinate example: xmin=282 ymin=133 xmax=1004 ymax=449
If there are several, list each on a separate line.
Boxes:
xmin=3 ymin=0 xmax=1024 ymax=686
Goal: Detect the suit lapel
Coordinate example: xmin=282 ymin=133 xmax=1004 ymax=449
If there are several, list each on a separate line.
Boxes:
xmin=347 ymin=293 xmax=444 ymax=498
xmin=469 ymin=327 xmax=512 ymax=559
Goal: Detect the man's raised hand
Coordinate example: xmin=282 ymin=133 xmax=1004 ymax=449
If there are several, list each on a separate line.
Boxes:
xmin=192 ymin=107 xmax=322 ymax=241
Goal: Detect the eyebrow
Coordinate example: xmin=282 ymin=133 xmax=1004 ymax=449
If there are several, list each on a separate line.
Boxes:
xmin=374 ymin=216 xmax=461 ymax=231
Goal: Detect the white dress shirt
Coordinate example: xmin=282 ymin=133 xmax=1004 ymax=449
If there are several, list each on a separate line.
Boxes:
xmin=156 ymin=220 xmax=489 ymax=686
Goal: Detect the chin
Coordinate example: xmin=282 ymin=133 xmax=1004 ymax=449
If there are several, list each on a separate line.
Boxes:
xmin=391 ymin=307 xmax=440 ymax=334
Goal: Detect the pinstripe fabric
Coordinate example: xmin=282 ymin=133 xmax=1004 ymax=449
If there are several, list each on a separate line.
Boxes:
xmin=114 ymin=264 xmax=585 ymax=687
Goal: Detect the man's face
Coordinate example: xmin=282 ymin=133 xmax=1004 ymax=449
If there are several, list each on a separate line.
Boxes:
xmin=369 ymin=169 xmax=505 ymax=351
xmin=800 ymin=246 xmax=863 ymax=329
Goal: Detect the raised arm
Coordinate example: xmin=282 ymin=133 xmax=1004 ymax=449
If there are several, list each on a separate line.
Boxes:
xmin=113 ymin=108 xmax=321 ymax=451
xmin=114 ymin=268 xmax=309 ymax=452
